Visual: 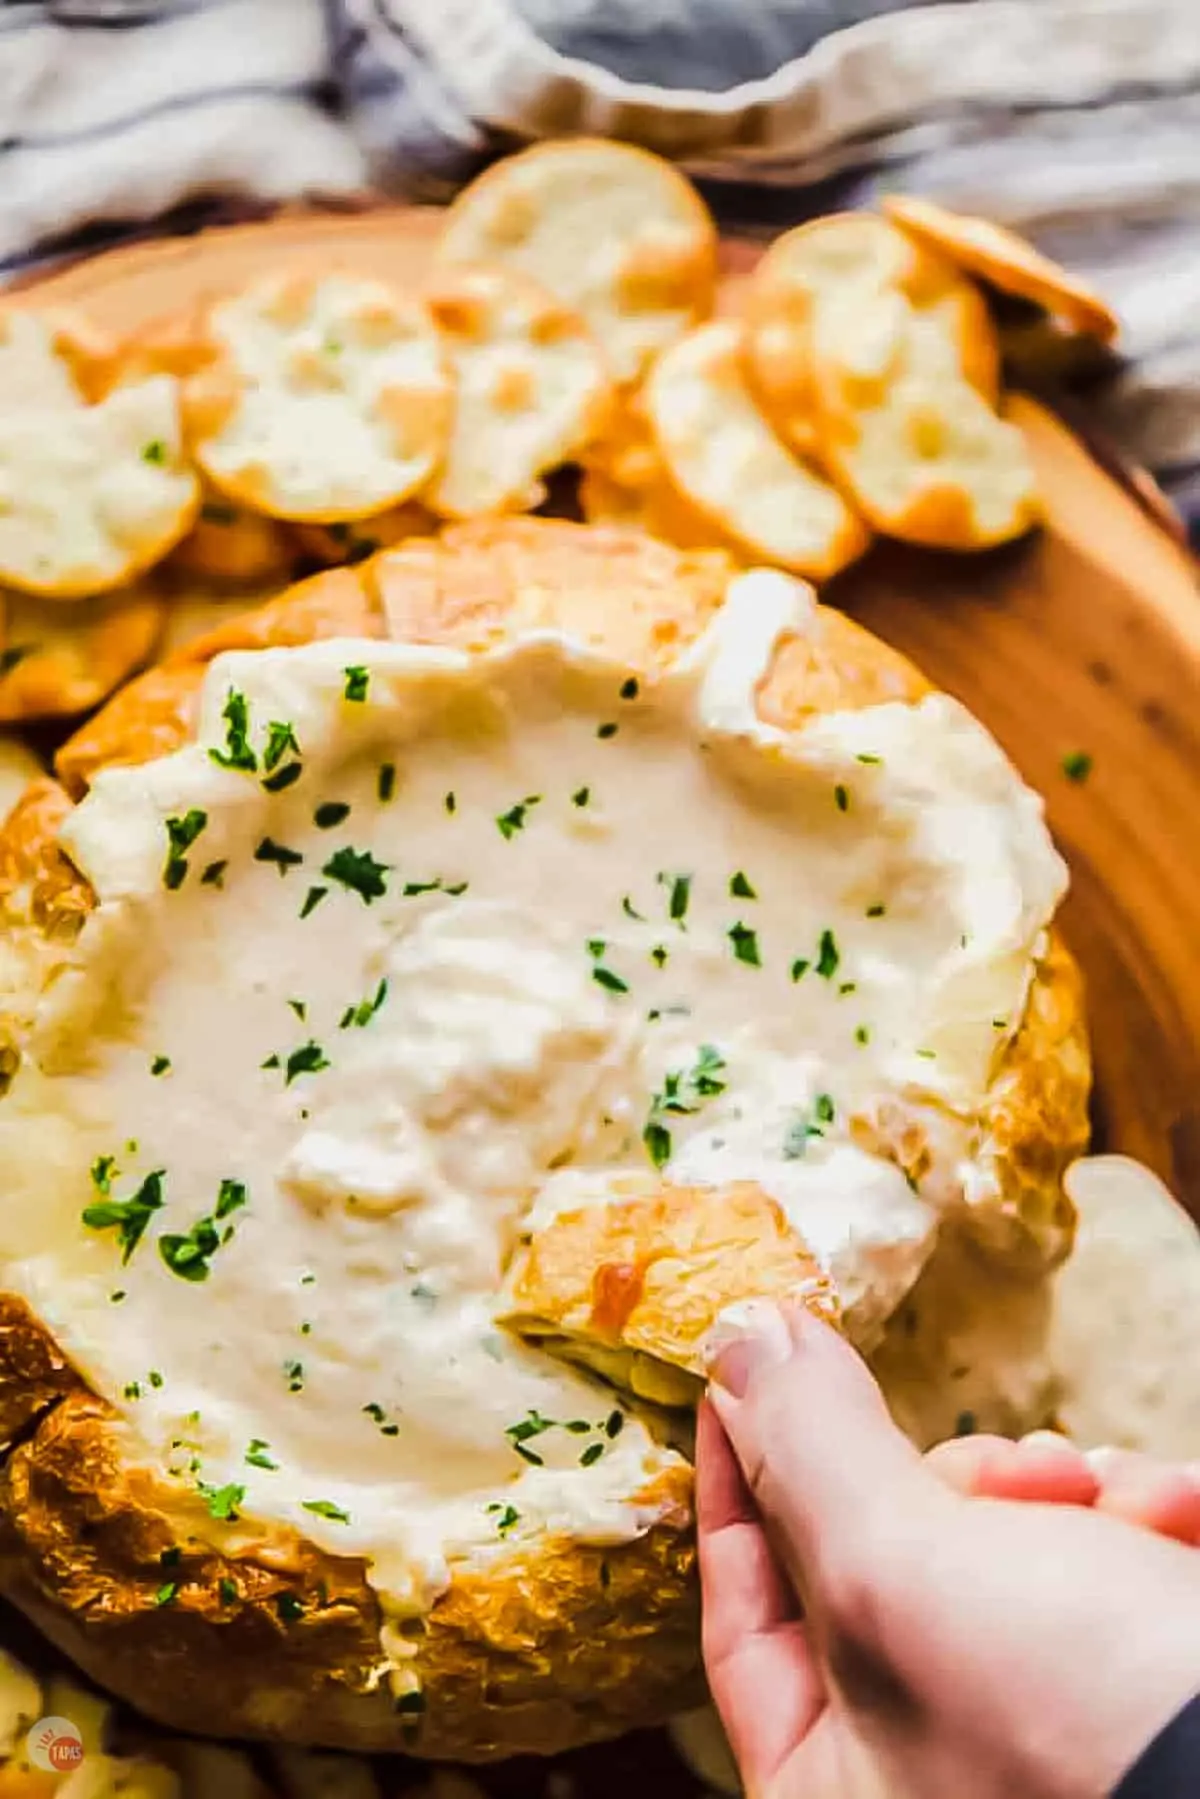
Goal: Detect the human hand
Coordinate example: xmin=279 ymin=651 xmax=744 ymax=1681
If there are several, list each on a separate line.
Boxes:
xmin=698 ymin=1303 xmax=1200 ymax=1799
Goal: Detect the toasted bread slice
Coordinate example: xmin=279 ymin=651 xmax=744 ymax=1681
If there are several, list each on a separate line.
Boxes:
xmin=184 ymin=273 xmax=453 ymax=522
xmin=813 ymin=297 xmax=1039 ymax=549
xmin=743 ymin=212 xmax=1000 ymax=458
xmin=0 ymin=310 xmax=199 ymax=600
xmin=645 ymin=320 xmax=870 ymax=578
xmin=424 ymin=266 xmax=612 ymax=517
xmin=500 ymin=1177 xmax=840 ymax=1407
xmin=438 ymin=138 xmax=718 ymax=385
xmin=578 ymin=392 xmax=743 ymax=554
xmin=0 ymin=585 xmax=165 ymax=723
xmin=883 ymin=195 xmax=1119 ymax=344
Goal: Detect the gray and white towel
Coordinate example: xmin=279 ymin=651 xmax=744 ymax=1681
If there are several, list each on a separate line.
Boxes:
xmin=2 ymin=0 xmax=1199 ymax=535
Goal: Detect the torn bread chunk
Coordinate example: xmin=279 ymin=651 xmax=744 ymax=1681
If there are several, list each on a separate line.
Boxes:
xmin=645 ymin=320 xmax=870 ymax=579
xmin=0 ymin=310 xmax=198 ymax=599
xmin=438 ymin=137 xmax=718 ymax=385
xmin=184 ymin=273 xmax=453 ymax=522
xmin=424 ymin=266 xmax=612 ymax=518
xmin=883 ymin=195 xmax=1119 ymax=344
xmin=500 ymin=1178 xmax=840 ymax=1407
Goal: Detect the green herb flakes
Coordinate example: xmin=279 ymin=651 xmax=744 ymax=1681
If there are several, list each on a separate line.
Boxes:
xmin=378 ymin=764 xmax=397 ymax=803
xmin=159 ymin=1217 xmax=222 ymax=1283
xmin=303 ymin=1499 xmax=350 ymax=1524
xmin=727 ymin=922 xmax=761 ymax=967
xmin=572 ymin=786 xmax=591 ymax=808
xmin=855 ymin=1024 xmax=871 ymax=1045
xmin=150 ymin=1055 xmax=171 ymax=1077
xmin=487 ymin=1503 xmax=520 ymax=1535
xmin=580 ymin=1441 xmax=605 ymax=1467
xmin=215 ymin=1178 xmax=247 ymax=1220
xmin=866 ymin=904 xmax=886 ymax=918
xmin=148 ymin=1370 xmax=164 ymax=1389
xmin=729 ymin=871 xmax=757 ymax=899
xmin=650 ymin=944 xmax=668 ymax=968
xmin=255 ymin=837 xmax=303 ymax=875
xmin=834 ymin=784 xmax=850 ymax=812
xmin=0 ymin=646 xmax=32 ymax=678
xmin=496 ymin=795 xmax=542 ymax=839
xmin=123 ymin=1381 xmax=142 ymax=1401
xmin=300 ymin=885 xmax=328 ymax=919
xmin=274 ymin=1592 xmax=303 ymax=1623
xmin=856 ymin=752 xmax=882 ymax=766
xmin=659 ymin=871 xmax=692 ymax=923
xmin=322 ymin=846 xmax=389 ymax=903
xmin=202 ymin=500 xmax=237 ymax=526
xmin=219 ymin=1577 xmax=238 ymax=1605
xmin=284 ymin=1041 xmax=330 ymax=1085
xmin=782 ymin=1093 xmax=836 ymax=1160
xmin=621 ymin=895 xmax=645 ymax=921
xmin=1062 ymin=750 xmax=1093 ymax=783
xmin=643 ymin=1045 xmax=727 ymax=1168
xmin=505 ymin=1410 xmax=556 ymax=1466
xmin=591 ymin=964 xmax=629 ymax=995
xmin=619 ymin=676 xmax=639 ymax=700
xmin=443 ymin=790 xmax=456 ymax=814
xmin=288 ymin=999 xmax=307 ymax=1022
xmin=155 ymin=1582 xmax=178 ymax=1606
xmin=605 ymin=1411 xmax=624 ymax=1438
xmin=284 ymin=1360 xmax=304 ymax=1393
xmin=82 ymin=1168 xmax=165 ymax=1264
xmin=343 ymin=665 xmax=370 ymax=702
xmin=597 ymin=722 xmax=618 ymax=740
xmin=246 ymin=1439 xmax=277 ymax=1470
xmin=200 ymin=859 xmax=227 ymax=888
xmin=210 ymin=689 xmax=257 ymax=774
xmin=314 ymin=801 xmax=350 ymax=830
xmin=340 ymin=978 xmax=389 ymax=1030
xmin=163 ymin=809 xmax=208 ymax=890
xmin=816 ymin=929 xmax=840 ymax=980
xmin=198 ymin=1481 xmax=245 ymax=1522
xmin=142 ymin=439 xmax=167 ymax=465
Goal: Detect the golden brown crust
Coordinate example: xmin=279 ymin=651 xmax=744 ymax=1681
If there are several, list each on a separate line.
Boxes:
xmin=501 ymin=1181 xmax=840 ymax=1405
xmin=0 ymin=517 xmax=1087 ymax=1755
xmin=0 ymin=587 xmax=165 ymax=726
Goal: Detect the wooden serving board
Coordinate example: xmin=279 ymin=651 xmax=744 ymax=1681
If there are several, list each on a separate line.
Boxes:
xmin=13 ymin=205 xmax=1200 ymax=1221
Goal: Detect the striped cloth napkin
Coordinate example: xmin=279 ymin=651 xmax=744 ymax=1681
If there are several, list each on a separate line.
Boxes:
xmin=2 ymin=0 xmax=1198 ymax=537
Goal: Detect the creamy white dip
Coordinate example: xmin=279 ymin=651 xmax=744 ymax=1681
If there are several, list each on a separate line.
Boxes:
xmin=0 ymin=569 xmax=1066 ymax=1668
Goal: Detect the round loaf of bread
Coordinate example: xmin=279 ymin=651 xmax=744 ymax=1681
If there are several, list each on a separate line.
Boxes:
xmin=0 ymin=520 xmax=1088 ymax=1759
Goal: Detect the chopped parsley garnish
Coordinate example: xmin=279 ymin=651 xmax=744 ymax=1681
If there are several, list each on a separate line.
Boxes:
xmin=591 ymin=964 xmax=629 ymax=995
xmin=284 ymin=1360 xmax=304 ymax=1393
xmin=790 ymin=958 xmax=809 ymax=982
xmin=198 ymin=1481 xmax=245 ymax=1522
xmin=288 ymin=999 xmax=307 ymax=1021
xmin=314 ymin=801 xmax=350 ymax=829
xmin=782 ymin=1093 xmax=836 ymax=1160
xmin=505 ymin=1410 xmax=557 ymax=1466
xmin=110 ymin=1290 xmax=126 ymax=1304
xmin=363 ymin=1401 xmax=400 ymax=1438
xmin=596 ymin=722 xmax=618 ymax=740
xmin=605 ymin=1410 xmax=625 ymax=1438
xmin=82 ymin=1168 xmax=165 ymax=1264
xmin=322 ymin=846 xmax=389 ymax=903
xmin=650 ymin=944 xmax=668 ymax=968
xmin=643 ymin=1045 xmax=727 ymax=1168
xmin=149 ymin=1370 xmax=164 ymax=1388
xmin=343 ymin=665 xmax=370 ymax=702
xmin=303 ymin=1499 xmax=350 ymax=1524
xmin=816 ymin=929 xmax=840 ymax=980
xmin=274 ymin=1592 xmax=304 ymax=1623
xmin=619 ymin=677 xmax=639 ymax=700
xmin=659 ymin=871 xmax=692 ymax=923
xmin=378 ymin=764 xmax=396 ymax=803
xmin=263 ymin=720 xmax=300 ymax=772
xmin=246 ymin=1439 xmax=277 ymax=1470
xmin=163 ymin=809 xmax=208 ymax=890
xmin=200 ymin=859 xmax=227 ymax=888
xmin=729 ymin=871 xmax=757 ymax=899
xmin=300 ymin=885 xmax=327 ymax=919
xmin=255 ymin=837 xmax=303 ymax=875
xmin=262 ymin=1054 xmax=280 ymax=1070
xmin=487 ymin=1502 xmax=520 ymax=1535
xmin=727 ymin=922 xmax=761 ymax=967
xmin=856 ymin=752 xmax=882 ymax=766
xmin=580 ymin=1442 xmax=605 ymax=1467
xmin=123 ymin=1381 xmax=142 ymax=1401
xmin=284 ymin=1041 xmax=330 ymax=1085
xmin=155 ymin=1582 xmax=177 ymax=1606
xmin=216 ymin=1179 xmax=247 ymax=1220
xmin=402 ymin=876 xmax=468 ymax=898
xmin=150 ymin=1055 xmax=171 ymax=1077
xmin=142 ymin=439 xmax=167 ymax=465
xmin=621 ymin=895 xmax=645 ymax=921
xmin=916 ymin=1048 xmax=937 ymax=1061
xmin=219 ymin=1577 xmax=238 ymax=1605
xmin=855 ymin=1024 xmax=871 ymax=1045
xmin=1062 ymin=750 xmax=1093 ymax=783
xmin=834 ymin=784 xmax=850 ymax=812
xmin=572 ymin=786 xmax=590 ymax=808
xmin=210 ymin=689 xmax=257 ymax=774
xmin=262 ymin=762 xmax=302 ymax=794
xmin=866 ymin=903 xmax=886 ymax=918
xmin=159 ymin=1216 xmax=223 ymax=1282
xmin=340 ymin=978 xmax=389 ymax=1029
xmin=496 ymin=795 xmax=541 ymax=839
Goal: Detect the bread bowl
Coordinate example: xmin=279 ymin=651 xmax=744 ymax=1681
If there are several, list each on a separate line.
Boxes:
xmin=0 ymin=518 xmax=1088 ymax=1758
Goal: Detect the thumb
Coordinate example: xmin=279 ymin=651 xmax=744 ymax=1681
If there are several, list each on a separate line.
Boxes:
xmin=704 ymin=1299 xmax=953 ymax=1620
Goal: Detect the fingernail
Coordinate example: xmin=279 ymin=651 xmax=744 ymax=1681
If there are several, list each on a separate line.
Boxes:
xmin=1084 ymin=1445 xmax=1124 ymax=1475
xmin=1020 ymin=1430 xmax=1076 ymax=1454
xmin=702 ymin=1299 xmax=793 ymax=1399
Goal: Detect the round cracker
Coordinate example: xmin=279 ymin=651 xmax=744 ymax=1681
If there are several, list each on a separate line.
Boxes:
xmin=812 ymin=298 xmax=1040 ymax=550
xmin=883 ymin=195 xmax=1119 ymax=344
xmin=0 ymin=583 xmax=165 ymax=723
xmin=424 ymin=266 xmax=612 ymax=518
xmin=184 ymin=272 xmax=453 ymax=522
xmin=438 ymin=138 xmax=718 ymax=386
xmin=743 ymin=211 xmax=999 ymax=458
xmin=578 ymin=399 xmax=743 ymax=555
xmin=0 ymin=312 xmax=200 ymax=601
xmin=644 ymin=319 xmax=870 ymax=579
